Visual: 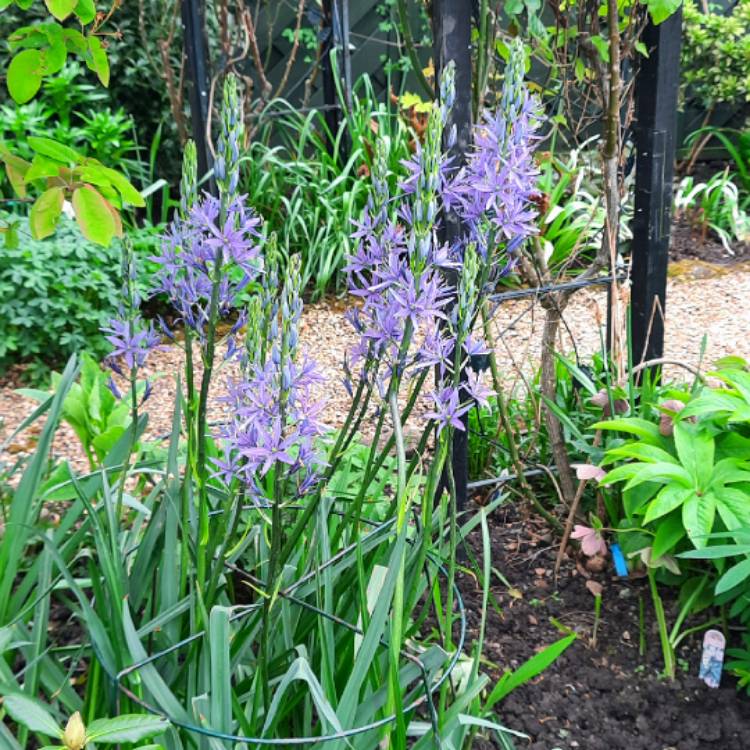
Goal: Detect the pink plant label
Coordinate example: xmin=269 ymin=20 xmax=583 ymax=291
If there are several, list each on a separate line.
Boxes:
xmin=699 ymin=629 xmax=726 ymax=688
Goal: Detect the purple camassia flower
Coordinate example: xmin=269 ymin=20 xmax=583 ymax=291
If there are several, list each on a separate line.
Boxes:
xmin=451 ymin=99 xmax=540 ymax=241
xmin=151 ymin=193 xmax=262 ymax=341
xmin=344 ymin=212 xmax=454 ymax=386
xmin=102 ymin=315 xmax=164 ymax=370
xmin=216 ymin=356 xmax=327 ymax=501
xmin=425 ymin=387 xmax=471 ymax=432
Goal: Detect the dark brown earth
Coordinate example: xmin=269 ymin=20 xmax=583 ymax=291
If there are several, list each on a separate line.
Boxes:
xmin=460 ymin=499 xmax=748 ymax=750
xmin=670 ymin=215 xmax=750 ymax=265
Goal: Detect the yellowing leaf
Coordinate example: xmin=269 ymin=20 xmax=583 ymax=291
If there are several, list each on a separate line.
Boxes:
xmin=72 ymin=185 xmax=121 ymax=246
xmin=30 ymin=187 xmax=64 ymax=240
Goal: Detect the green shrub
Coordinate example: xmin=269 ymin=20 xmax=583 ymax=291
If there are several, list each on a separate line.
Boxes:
xmin=681 ymin=0 xmax=750 ymax=113
xmin=0 ymin=216 xmax=122 ymax=374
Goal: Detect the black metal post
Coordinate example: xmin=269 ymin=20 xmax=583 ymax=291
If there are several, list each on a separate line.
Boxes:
xmin=433 ymin=0 xmax=473 ymax=511
xmin=319 ymin=0 xmax=342 ymax=153
xmin=630 ymin=11 xmax=682 ymax=366
xmin=182 ymin=0 xmax=213 ymax=188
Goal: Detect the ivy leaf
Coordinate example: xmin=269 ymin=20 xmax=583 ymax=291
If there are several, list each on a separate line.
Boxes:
xmin=73 ymin=0 xmax=96 ymax=24
xmin=72 ymin=185 xmax=121 ymax=246
xmin=7 ymin=49 xmax=44 ymax=104
xmin=87 ymin=36 xmax=110 ymax=87
xmin=30 ymin=187 xmax=64 ymax=240
xmin=27 ymin=137 xmax=80 ymax=164
xmin=646 ymin=0 xmax=682 ymax=24
xmin=44 ymin=0 xmax=77 ymax=21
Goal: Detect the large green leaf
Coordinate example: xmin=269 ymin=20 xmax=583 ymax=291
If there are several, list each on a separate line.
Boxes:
xmin=644 ymin=485 xmax=692 ymax=525
xmin=87 ymin=35 xmax=109 ymax=86
xmin=85 ymin=715 xmax=169 ymax=744
xmin=27 ymin=137 xmax=80 ymax=163
xmin=682 ymin=492 xmax=717 ymax=548
xmin=645 ymin=0 xmax=682 ymax=24
xmin=73 ymin=0 xmax=95 ymax=23
xmin=208 ymin=607 xmax=231 ymax=736
xmin=2 ymin=694 xmax=61 ymax=738
xmin=592 ymin=417 xmax=665 ymax=445
xmin=674 ymin=423 xmax=714 ymax=489
xmin=44 ymin=0 xmax=76 ymax=21
xmin=651 ymin=511 xmax=686 ymax=559
xmin=715 ymin=487 xmax=750 ymax=532
xmin=7 ymin=49 xmax=43 ymax=104
xmin=623 ymin=462 xmax=693 ymax=491
xmin=603 ymin=443 xmax=677 ymax=465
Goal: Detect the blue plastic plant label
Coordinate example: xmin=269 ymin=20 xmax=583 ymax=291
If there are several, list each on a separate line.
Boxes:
xmin=699 ymin=629 xmax=726 ymax=688
xmin=610 ymin=543 xmax=628 ymax=577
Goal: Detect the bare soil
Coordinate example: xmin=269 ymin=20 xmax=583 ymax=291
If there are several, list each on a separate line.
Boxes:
xmin=462 ymin=501 xmax=748 ymax=750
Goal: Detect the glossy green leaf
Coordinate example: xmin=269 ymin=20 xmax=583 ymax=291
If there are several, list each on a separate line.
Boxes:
xmin=651 ymin=511 xmax=686 ymax=559
xmin=27 ymin=137 xmax=80 ymax=164
xmin=682 ymin=492 xmax=717 ymax=548
xmin=87 ymin=35 xmax=110 ymax=87
xmin=592 ymin=417 xmax=665 ymax=445
xmin=644 ymin=485 xmax=692 ymax=525
xmin=73 ymin=0 xmax=95 ymax=23
xmin=646 ymin=0 xmax=682 ymax=24
xmin=622 ymin=462 xmax=693 ymax=491
xmin=673 ymin=422 xmax=714 ymax=488
xmin=7 ymin=49 xmax=43 ymax=104
xmin=25 ymin=154 xmax=63 ymax=182
xmin=99 ymin=166 xmax=146 ymax=207
xmin=44 ymin=0 xmax=76 ymax=21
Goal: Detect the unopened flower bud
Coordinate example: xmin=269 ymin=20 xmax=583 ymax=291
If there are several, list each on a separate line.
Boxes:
xmin=63 ymin=712 xmax=86 ymax=750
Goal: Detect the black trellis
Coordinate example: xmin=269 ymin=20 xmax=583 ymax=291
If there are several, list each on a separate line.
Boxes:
xmin=180 ymin=1 xmax=682 ymax=504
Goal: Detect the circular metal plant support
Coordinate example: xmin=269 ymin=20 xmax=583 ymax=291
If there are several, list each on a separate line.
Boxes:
xmin=110 ymin=515 xmax=467 ymax=745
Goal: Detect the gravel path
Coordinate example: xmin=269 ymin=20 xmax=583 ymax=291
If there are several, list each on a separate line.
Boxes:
xmin=2 ymin=261 xmax=749 ymax=473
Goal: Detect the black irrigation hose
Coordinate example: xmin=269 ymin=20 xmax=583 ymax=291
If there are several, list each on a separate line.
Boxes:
xmin=109 ymin=510 xmax=467 ymax=746
xmin=487 ymin=272 xmax=625 ymax=305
